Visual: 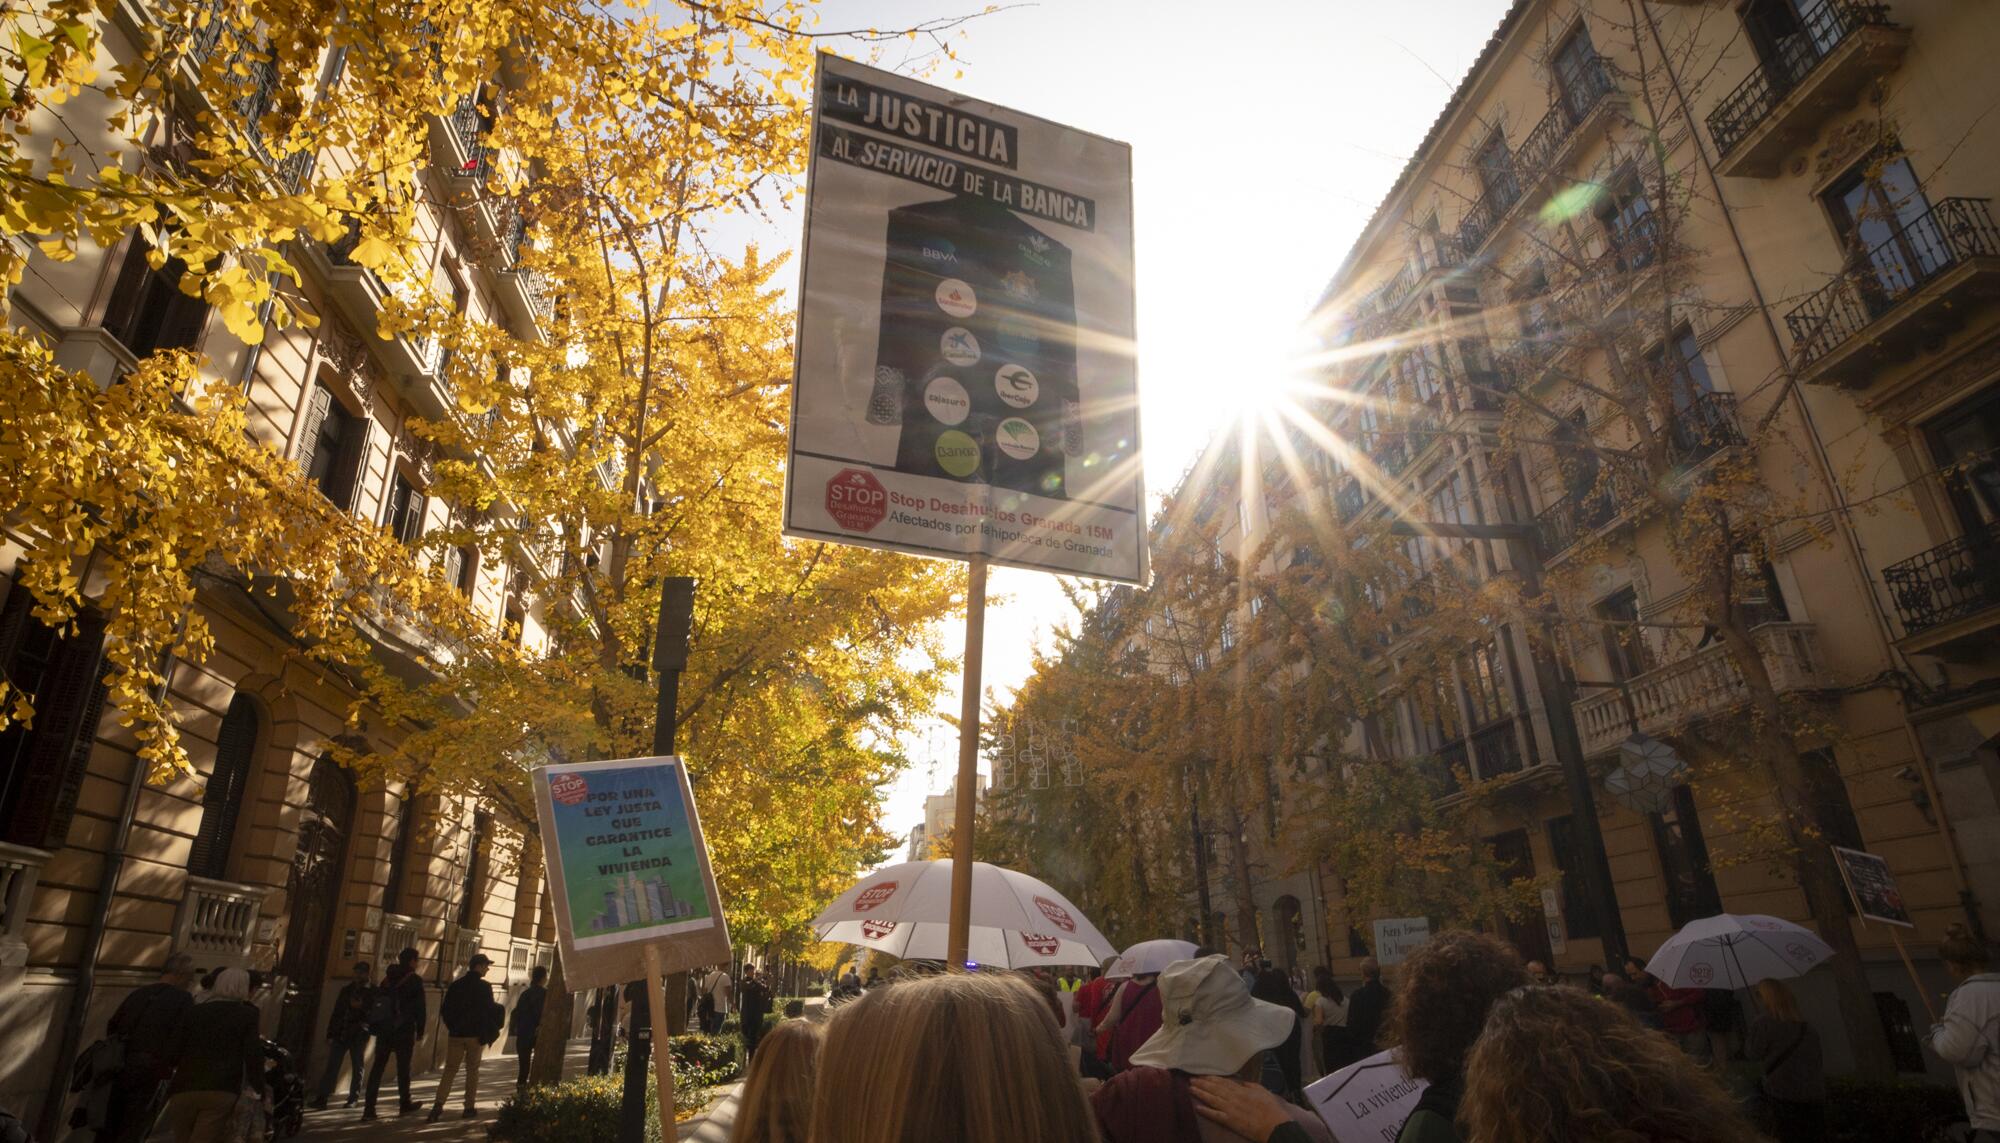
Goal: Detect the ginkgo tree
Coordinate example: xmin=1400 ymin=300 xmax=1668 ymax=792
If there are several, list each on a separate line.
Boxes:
xmin=0 ymin=0 xmax=981 ymax=1080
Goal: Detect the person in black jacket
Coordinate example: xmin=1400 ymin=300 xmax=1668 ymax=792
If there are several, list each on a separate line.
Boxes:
xmin=429 ymin=954 xmax=502 ymax=1121
xmin=738 ymin=967 xmax=773 ymax=1059
xmin=309 ymin=962 xmax=372 ymax=1110
xmin=362 ymin=948 xmax=425 ymax=1120
xmin=104 ymin=953 xmax=196 ymax=1143
xmin=509 ymin=966 xmax=548 ymax=1089
xmin=159 ymin=968 xmax=264 ymax=1143
xmin=1344 ymin=958 xmax=1391 ymax=1058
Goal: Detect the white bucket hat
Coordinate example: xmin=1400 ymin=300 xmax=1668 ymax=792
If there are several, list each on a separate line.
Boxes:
xmin=1127 ymin=955 xmax=1297 ymax=1076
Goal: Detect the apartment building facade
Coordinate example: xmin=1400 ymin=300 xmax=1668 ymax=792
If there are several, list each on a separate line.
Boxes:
xmin=0 ymin=8 xmax=564 ymax=1129
xmin=1171 ymin=0 xmax=2000 ymax=1078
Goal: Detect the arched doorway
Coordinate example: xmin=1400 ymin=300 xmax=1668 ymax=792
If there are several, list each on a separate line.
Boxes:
xmin=275 ymin=755 xmax=355 ymax=1055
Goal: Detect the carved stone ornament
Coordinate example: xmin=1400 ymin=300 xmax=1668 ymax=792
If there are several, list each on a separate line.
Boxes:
xmin=1868 ymin=328 xmax=2000 ymax=425
xmin=318 ymin=316 xmax=367 ymax=377
xmin=1814 ymin=119 xmax=1895 ymax=180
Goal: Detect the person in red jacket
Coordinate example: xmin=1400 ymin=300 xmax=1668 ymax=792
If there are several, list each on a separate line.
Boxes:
xmin=1627 ymin=957 xmax=1709 ymax=1062
xmin=1073 ymin=957 xmax=1120 ymax=1074
xmin=1102 ymin=972 xmax=1165 ymax=1074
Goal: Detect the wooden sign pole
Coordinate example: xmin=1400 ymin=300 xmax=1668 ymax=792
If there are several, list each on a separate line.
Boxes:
xmin=946 ymin=557 xmax=988 ymax=968
xmin=644 ymin=944 xmax=676 ymax=1127
xmin=1886 ymin=927 xmax=1936 ymax=1021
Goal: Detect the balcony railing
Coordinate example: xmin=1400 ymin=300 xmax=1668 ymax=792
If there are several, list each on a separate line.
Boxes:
xmin=0 ymin=842 xmax=50 ymax=960
xmin=1458 ymin=170 xmax=1522 ymax=254
xmin=1707 ymin=0 xmax=1898 ymax=159
xmin=449 ymin=92 xmax=492 ymax=185
xmin=1785 ymin=198 xmax=2000 ymax=369
xmin=1516 ymin=56 xmax=1617 ymax=181
xmin=1571 ymin=623 xmax=1828 ymax=755
xmin=1882 ymin=517 xmax=2000 ymax=638
xmin=1471 ymin=719 xmax=1526 ymax=778
xmin=1334 ymin=480 xmax=1365 ymax=521
xmin=1534 ymin=480 xmax=1623 ymax=557
xmin=381 ymin=913 xmax=420 ymax=960
xmin=173 ymin=877 xmax=267 ymax=967
xmin=1668 ymin=391 xmax=1746 ymax=463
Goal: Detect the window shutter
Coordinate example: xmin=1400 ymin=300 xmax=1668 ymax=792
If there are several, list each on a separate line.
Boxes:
xmin=329 ymin=415 xmax=368 ymax=512
xmin=189 ymin=693 xmax=258 ymax=880
xmin=0 ymin=580 xmax=33 ymax=668
xmin=4 ymin=609 xmax=108 ymax=849
xmin=296 ymin=384 xmax=334 ymax=480
xmin=400 ymin=492 xmax=427 ymax=543
xmin=155 ymin=283 xmax=211 ymax=354
xmin=101 ymin=242 xmax=154 ymax=350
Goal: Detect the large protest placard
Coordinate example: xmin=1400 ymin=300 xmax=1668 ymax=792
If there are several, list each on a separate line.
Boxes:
xmin=1372 ymin=917 xmax=1430 ymax=966
xmin=785 ymin=52 xmax=1144 ymax=583
xmin=1305 ymin=1051 xmax=1427 ymax=1143
xmin=533 ymin=756 xmax=730 ymax=990
xmin=1832 ymin=846 xmax=1915 ymax=928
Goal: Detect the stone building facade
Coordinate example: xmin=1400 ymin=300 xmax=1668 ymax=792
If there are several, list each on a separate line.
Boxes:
xmin=1172 ymin=0 xmax=2000 ymax=1080
xmin=0 ymin=7 xmax=562 ymax=1130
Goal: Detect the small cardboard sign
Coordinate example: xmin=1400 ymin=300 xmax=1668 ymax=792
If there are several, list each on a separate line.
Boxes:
xmin=1305 ymin=1050 xmax=1428 ymax=1143
xmin=534 ymin=755 xmax=731 ymax=990
xmin=1371 ymin=917 xmax=1430 ymax=966
xmin=1832 ymin=846 xmax=1915 ymax=928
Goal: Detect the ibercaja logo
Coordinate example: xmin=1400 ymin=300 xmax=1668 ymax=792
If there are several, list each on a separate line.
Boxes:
xmin=853 ymin=882 xmax=898 ymax=912
xmin=550 ymin=773 xmax=588 ymax=806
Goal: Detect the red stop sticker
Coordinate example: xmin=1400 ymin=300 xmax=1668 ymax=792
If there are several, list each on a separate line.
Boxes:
xmin=550 ymin=773 xmax=588 ymax=806
xmin=826 ymin=468 xmax=888 ymax=533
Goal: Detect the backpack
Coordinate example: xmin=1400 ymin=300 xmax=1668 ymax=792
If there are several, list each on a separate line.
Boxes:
xmin=365 ymin=990 xmax=399 ymax=1033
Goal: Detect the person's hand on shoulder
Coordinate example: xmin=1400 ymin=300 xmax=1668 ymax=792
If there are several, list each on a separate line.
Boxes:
xmin=1189 ymin=1076 xmax=1294 ymax=1143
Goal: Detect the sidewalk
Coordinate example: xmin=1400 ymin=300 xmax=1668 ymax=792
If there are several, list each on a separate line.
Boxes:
xmin=296 ymin=1041 xmax=588 ymax=1143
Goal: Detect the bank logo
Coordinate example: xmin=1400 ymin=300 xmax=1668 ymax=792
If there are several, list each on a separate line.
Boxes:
xmin=1002 ymin=269 xmax=1038 ymax=302
xmin=995 ymin=364 xmax=1039 ymax=409
xmin=922 ymin=240 xmax=958 ymax=263
xmin=923 ymin=376 xmax=970 ymax=425
xmin=996 ymin=417 xmax=1040 ymax=461
xmin=1019 ymin=233 xmax=1053 ymax=268
xmin=941 ymin=327 xmax=981 ymax=367
xmin=935 ymin=278 xmax=976 ymax=318
xmin=935 ymin=430 xmax=981 ymax=477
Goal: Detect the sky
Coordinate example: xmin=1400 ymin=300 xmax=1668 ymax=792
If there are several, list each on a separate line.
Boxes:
xmin=743 ymin=0 xmax=1513 ymax=852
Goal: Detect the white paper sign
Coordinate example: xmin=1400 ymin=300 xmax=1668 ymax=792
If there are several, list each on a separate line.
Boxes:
xmin=1371 ymin=917 xmax=1430 ymax=966
xmin=786 ymin=52 xmax=1144 ymax=582
xmin=1305 ymin=1050 xmax=1428 ymax=1143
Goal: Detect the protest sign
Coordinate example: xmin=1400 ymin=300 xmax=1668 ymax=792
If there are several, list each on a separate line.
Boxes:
xmin=533 ymin=755 xmax=730 ymax=991
xmin=1372 ymin=917 xmax=1430 ymax=966
xmin=1305 ymin=1050 xmax=1428 ymax=1143
xmin=785 ymin=52 xmax=1143 ymax=582
xmin=1831 ymin=846 xmax=1914 ymax=928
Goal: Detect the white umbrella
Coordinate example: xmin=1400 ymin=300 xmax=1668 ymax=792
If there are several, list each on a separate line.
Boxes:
xmin=1644 ymin=913 xmax=1833 ymax=990
xmin=810 ymin=859 xmax=1117 ymax=969
xmin=1108 ymin=938 xmax=1200 ymax=979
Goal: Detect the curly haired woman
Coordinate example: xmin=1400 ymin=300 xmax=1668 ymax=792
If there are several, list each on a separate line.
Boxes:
xmin=1459 ymin=985 xmax=1762 ymax=1143
xmin=1383 ymin=931 xmax=1527 ymax=1143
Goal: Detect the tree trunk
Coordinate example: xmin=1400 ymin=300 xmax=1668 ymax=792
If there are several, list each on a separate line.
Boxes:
xmin=530 ymin=947 xmax=575 ymax=1085
xmin=1714 ymin=617 xmax=1895 ymax=1077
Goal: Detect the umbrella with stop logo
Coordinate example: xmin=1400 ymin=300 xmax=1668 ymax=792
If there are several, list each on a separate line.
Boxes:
xmin=1643 ymin=913 xmax=1833 ymax=990
xmin=811 ymin=859 xmax=1117 ymax=968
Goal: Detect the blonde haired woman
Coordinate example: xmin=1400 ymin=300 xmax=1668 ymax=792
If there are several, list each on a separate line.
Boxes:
xmin=1745 ymin=978 xmax=1824 ymax=1143
xmin=735 ymin=1017 xmax=823 ymax=1143
xmin=808 ymin=972 xmax=1098 ymax=1143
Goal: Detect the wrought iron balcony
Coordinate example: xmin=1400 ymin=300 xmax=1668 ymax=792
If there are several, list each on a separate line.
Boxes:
xmin=1706 ymin=1 xmax=1909 ymax=177
xmin=1571 ymin=623 xmax=1828 ymax=755
xmin=1667 ymin=391 xmax=1746 ymax=464
xmin=1882 ymin=518 xmax=2000 ymax=642
xmin=1784 ymin=197 xmax=2000 ymax=385
xmin=1471 ymin=719 xmax=1526 ymax=778
xmin=448 ymin=92 xmax=493 ymax=184
xmin=1458 ymin=171 xmax=1522 ymax=255
xmin=1534 ymin=480 xmax=1623 ymax=558
xmin=1334 ymin=480 xmax=1365 ymax=521
xmin=1515 ymin=56 xmax=1617 ymax=184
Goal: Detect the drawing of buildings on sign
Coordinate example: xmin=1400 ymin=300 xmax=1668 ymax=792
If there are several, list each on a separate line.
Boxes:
xmin=590 ymin=870 xmax=694 ymax=931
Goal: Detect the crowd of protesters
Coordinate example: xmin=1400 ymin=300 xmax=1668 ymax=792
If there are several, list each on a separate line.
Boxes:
xmin=726 ymin=926 xmax=2000 ymax=1143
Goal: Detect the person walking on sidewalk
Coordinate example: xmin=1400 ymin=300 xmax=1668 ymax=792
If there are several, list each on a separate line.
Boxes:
xmin=704 ymin=964 xmax=734 ymax=1034
xmin=1928 ymin=922 xmax=2000 ymax=1142
xmin=430 ymin=954 xmax=504 ymax=1121
xmin=362 ymin=948 xmax=426 ymax=1120
xmin=310 ymin=962 xmax=373 ymax=1110
xmin=102 ymin=953 xmax=197 ymax=1143
xmin=158 ymin=969 xmax=264 ymax=1143
xmin=510 ymin=966 xmax=549 ymax=1090
xmin=740 ymin=967 xmax=773 ymax=1058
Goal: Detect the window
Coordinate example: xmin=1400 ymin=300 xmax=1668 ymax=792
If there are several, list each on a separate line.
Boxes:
xmin=1248 ymin=595 xmax=1264 ymax=618
xmin=297 ymin=383 xmax=368 ymax=512
xmin=457 ymin=811 xmax=492 ymax=927
xmin=1823 ymin=155 xmax=1935 ymax=306
xmin=441 ymin=545 xmax=478 ymax=596
xmin=1734 ymin=553 xmax=1791 ymax=628
xmin=1220 ymin=616 xmax=1237 ymax=652
xmin=1552 ymin=25 xmax=1604 ymax=122
xmin=1926 ymin=387 xmax=2000 ymax=536
xmin=382 ymin=796 xmax=419 ymax=916
xmin=1488 ymin=829 xmax=1551 ymax=963
xmin=1518 ymin=264 xmax=1553 ymax=341
xmin=1461 ymin=640 xmax=1511 ymax=727
xmin=1545 ymin=815 xmax=1603 ymax=939
xmin=1650 ymin=325 xmax=1716 ymax=407
xmin=189 ymin=693 xmax=258 ymax=880
xmin=1595 ymin=586 xmax=1654 ymax=682
xmin=1474 ymin=129 xmax=1516 ymax=202
xmin=384 ymin=472 xmax=426 ymax=544
xmin=1595 ymin=172 xmax=1656 ymax=271
xmin=0 ymin=592 xmax=108 ymax=849
xmin=102 ymin=242 xmax=210 ymax=359
xmin=1650 ymin=784 xmax=1723 ymax=929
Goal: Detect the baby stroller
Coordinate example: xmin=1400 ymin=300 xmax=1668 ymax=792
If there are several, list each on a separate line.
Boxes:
xmin=259 ymin=1041 xmax=304 ymax=1142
